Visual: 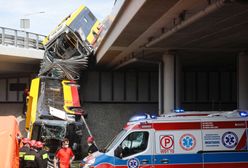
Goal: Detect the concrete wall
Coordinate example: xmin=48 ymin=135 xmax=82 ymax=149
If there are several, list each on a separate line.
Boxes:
xmin=81 ymin=71 xmax=158 ymax=103
xmin=0 ymin=76 xmax=31 ymax=102
xmin=180 ymin=55 xmax=237 ymax=111
xmin=79 ymin=70 xmax=158 ymax=148
xmin=82 ymin=103 xmax=158 ymax=149
xmin=238 ymin=53 xmax=248 ymax=109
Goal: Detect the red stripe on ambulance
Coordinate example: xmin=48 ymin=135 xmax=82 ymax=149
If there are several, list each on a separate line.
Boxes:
xmin=154 ymin=164 xmax=202 ymax=168
xmin=202 ymin=121 xmax=246 ymax=129
xmin=204 ymin=162 xmax=248 ymax=168
xmin=95 ymin=163 xmax=115 ymax=168
xmin=153 ymin=122 xmax=201 ymax=130
xmin=236 ymin=131 xmax=247 ymax=150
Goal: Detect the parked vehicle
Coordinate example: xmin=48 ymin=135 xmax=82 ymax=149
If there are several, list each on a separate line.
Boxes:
xmin=81 ymin=110 xmax=248 ymax=168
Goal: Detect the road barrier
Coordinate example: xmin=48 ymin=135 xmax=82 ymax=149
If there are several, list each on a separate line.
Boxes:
xmin=0 ymin=26 xmax=45 ymax=49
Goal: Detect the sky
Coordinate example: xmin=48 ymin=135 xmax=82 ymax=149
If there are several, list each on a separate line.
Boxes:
xmin=0 ymin=0 xmax=114 ymax=35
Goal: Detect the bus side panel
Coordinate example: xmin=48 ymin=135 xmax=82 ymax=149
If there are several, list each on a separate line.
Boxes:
xmin=62 ymin=80 xmax=81 ymax=114
xmin=25 ymin=78 xmax=40 ymax=133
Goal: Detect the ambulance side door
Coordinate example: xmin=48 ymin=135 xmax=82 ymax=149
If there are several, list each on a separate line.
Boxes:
xmin=153 ymin=121 xmax=203 ymax=168
xmin=114 ymin=130 xmax=154 ymax=168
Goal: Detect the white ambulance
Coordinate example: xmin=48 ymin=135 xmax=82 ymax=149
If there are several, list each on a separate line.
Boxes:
xmin=81 ymin=110 xmax=248 ymax=168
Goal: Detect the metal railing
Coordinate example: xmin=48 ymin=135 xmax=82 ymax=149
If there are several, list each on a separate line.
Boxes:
xmin=0 ymin=26 xmax=46 ymax=49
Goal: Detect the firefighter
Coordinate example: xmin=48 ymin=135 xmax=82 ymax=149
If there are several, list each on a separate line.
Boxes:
xmin=19 ymin=138 xmax=30 ymax=168
xmin=87 ymin=136 xmax=98 ymax=155
xmin=36 ymin=141 xmax=49 ymax=168
xmin=22 ymin=88 xmax=29 ymax=116
xmin=23 ymin=140 xmax=42 ymax=168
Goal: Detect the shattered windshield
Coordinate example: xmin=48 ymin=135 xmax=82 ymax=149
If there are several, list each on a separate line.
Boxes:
xmin=38 ymin=78 xmax=64 ymax=116
xmin=41 ymin=124 xmax=66 ymax=140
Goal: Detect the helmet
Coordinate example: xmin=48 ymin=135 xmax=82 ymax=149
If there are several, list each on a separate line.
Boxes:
xmin=36 ymin=141 xmax=44 ymax=148
xmin=87 ymin=136 xmax=94 ymax=143
xmin=22 ymin=138 xmax=30 ymax=144
xmin=29 ymin=140 xmax=36 ymax=147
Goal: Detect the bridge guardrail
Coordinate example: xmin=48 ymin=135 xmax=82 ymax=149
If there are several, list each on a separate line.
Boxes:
xmin=0 ymin=27 xmax=46 ymax=49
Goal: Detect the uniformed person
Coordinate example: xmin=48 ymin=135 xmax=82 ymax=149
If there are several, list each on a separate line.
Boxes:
xmin=87 ymin=136 xmax=98 ymax=155
xmin=19 ymin=138 xmax=30 ymax=168
xmin=23 ymin=140 xmax=42 ymax=168
xmin=36 ymin=141 xmax=49 ymax=168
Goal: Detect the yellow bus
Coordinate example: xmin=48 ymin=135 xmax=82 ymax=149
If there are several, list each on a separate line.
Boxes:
xmin=42 ymin=5 xmax=102 ymax=47
xmin=25 ymin=77 xmax=86 ymax=158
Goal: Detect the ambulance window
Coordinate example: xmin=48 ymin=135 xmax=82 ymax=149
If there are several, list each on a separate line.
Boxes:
xmin=105 ymin=129 xmax=127 ymax=152
xmin=119 ymin=131 xmax=149 ymax=158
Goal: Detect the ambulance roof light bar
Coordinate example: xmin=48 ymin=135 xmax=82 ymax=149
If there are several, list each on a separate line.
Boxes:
xmin=219 ymin=110 xmax=248 ymax=118
xmin=129 ymin=113 xmax=157 ymax=122
xmin=173 ymin=108 xmax=185 ymax=113
xmin=238 ymin=110 xmax=248 ymax=117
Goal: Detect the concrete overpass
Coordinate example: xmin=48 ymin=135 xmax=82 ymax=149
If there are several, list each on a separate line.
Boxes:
xmin=1 ymin=0 xmax=248 ymax=147
xmin=0 ymin=27 xmax=44 ymax=75
xmin=0 ymin=26 xmax=44 ymax=118
xmin=0 ymin=27 xmax=45 ymax=136
xmin=97 ymin=0 xmax=248 ymax=67
xmin=94 ymin=0 xmax=248 ymax=114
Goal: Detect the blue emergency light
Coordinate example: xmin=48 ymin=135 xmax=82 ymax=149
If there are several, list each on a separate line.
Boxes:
xmin=173 ymin=108 xmax=185 ymax=113
xmin=150 ymin=114 xmax=157 ymax=119
xmin=129 ymin=113 xmax=157 ymax=122
xmin=239 ymin=111 xmax=248 ymax=117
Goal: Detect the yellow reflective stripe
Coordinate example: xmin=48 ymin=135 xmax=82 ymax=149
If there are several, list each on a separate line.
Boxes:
xmin=24 ymin=155 xmax=35 ymax=161
xmin=42 ymin=153 xmax=48 ymax=159
xmin=19 ymin=152 xmax=26 ymax=157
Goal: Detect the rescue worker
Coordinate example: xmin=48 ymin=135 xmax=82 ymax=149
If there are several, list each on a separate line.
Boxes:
xmin=19 ymin=138 xmax=30 ymax=168
xmin=87 ymin=136 xmax=98 ymax=155
xmin=22 ymin=88 xmax=29 ymax=116
xmin=36 ymin=141 xmax=49 ymax=168
xmin=23 ymin=140 xmax=42 ymax=168
xmin=54 ymin=138 xmax=75 ymax=168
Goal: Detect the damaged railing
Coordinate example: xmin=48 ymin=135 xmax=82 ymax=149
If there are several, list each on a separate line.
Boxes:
xmin=0 ymin=26 xmax=45 ymax=49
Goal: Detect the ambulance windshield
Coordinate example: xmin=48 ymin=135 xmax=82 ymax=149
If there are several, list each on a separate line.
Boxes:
xmin=105 ymin=129 xmax=127 ymax=152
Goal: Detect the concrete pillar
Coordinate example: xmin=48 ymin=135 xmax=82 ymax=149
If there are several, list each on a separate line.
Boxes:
xmin=238 ymin=52 xmax=248 ymax=109
xmin=175 ymin=56 xmax=181 ymax=109
xmin=158 ymin=62 xmax=164 ymax=115
xmin=163 ymin=53 xmax=175 ymax=113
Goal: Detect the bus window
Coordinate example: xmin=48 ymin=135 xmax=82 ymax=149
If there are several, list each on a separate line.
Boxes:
xmin=88 ymin=11 xmax=96 ymax=22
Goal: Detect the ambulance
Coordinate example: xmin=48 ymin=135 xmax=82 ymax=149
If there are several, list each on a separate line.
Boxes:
xmin=81 ymin=110 xmax=248 ymax=168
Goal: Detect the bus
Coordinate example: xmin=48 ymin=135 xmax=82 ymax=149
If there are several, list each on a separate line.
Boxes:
xmin=42 ymin=5 xmax=102 ymax=48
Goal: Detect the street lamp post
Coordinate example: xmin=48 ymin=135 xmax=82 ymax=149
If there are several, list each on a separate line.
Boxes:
xmin=19 ymin=11 xmax=45 ymax=48
xmin=20 ymin=11 xmax=45 ymax=29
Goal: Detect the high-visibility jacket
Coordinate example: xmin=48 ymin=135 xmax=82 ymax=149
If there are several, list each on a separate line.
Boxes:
xmin=19 ymin=146 xmax=30 ymax=168
xmin=38 ymin=149 xmax=49 ymax=168
xmin=23 ymin=150 xmax=42 ymax=168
